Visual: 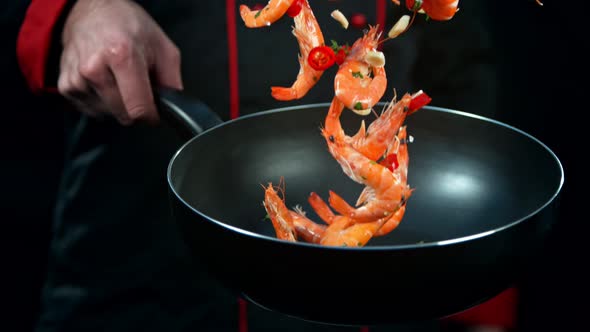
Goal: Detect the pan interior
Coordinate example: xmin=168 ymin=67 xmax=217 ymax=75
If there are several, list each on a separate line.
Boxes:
xmin=169 ymin=105 xmax=562 ymax=246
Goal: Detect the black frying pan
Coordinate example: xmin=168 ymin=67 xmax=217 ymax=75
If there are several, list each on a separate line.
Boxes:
xmin=160 ymin=93 xmax=564 ymax=326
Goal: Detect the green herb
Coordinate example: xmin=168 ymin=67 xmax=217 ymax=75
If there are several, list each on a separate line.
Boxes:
xmin=413 ymin=0 xmax=423 ymax=11
xmin=352 ymin=71 xmax=363 ymax=79
xmin=354 ymin=102 xmax=364 ymax=110
xmin=255 ymin=10 xmax=262 ymax=18
xmin=330 ymin=40 xmax=340 ymax=52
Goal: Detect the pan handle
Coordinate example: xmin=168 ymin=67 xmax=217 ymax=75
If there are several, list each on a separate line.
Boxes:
xmin=156 ymin=88 xmax=223 ymax=141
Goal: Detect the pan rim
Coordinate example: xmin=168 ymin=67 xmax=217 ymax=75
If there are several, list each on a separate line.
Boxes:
xmin=167 ymin=103 xmax=565 ymax=250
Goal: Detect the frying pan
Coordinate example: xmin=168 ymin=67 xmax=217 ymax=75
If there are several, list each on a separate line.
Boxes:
xmin=159 ymin=91 xmax=564 ymax=326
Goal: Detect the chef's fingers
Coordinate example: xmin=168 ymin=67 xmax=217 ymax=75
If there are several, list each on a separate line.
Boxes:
xmin=151 ymin=32 xmax=183 ymax=91
xmin=106 ymin=42 xmax=159 ymax=125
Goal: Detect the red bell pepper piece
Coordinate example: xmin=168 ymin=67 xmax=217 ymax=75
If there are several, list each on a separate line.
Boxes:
xmin=408 ymin=90 xmax=432 ymax=114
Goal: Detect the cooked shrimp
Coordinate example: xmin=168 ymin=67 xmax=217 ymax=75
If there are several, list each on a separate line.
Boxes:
xmin=271 ymin=0 xmax=325 ymax=101
xmin=263 ymin=182 xmax=326 ymax=243
xmin=290 ymin=209 xmax=326 ymax=244
xmin=264 ymin=182 xmax=382 ymax=246
xmin=334 ymin=26 xmax=387 ymax=113
xmin=322 ymin=99 xmax=405 ymax=223
xmin=406 ymin=0 xmax=459 ymax=21
xmin=308 ymin=192 xmax=336 ymax=225
xmin=263 ymin=183 xmax=297 ymax=241
xmin=320 ymin=215 xmax=388 ymax=247
xmin=348 ymin=93 xmax=413 ymax=161
xmin=374 ymin=204 xmax=405 ymax=236
xmin=240 ymin=0 xmax=295 ymax=28
xmin=354 ymin=124 xmax=413 ymax=202
xmin=264 ymin=99 xmax=415 ymax=244
xmin=375 ymin=126 xmax=414 ymax=236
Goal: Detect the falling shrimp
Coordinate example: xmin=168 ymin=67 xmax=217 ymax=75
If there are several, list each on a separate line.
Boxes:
xmin=322 ymin=97 xmax=405 ymax=223
xmin=320 ymin=215 xmax=388 ymax=247
xmin=271 ymin=0 xmax=325 ymax=101
xmin=348 ymin=93 xmax=413 ymax=161
xmin=263 ymin=182 xmax=326 ymax=243
xmin=334 ymin=26 xmax=387 ymax=114
xmin=240 ymin=0 xmax=297 ymax=28
xmin=256 ymin=0 xmax=444 ymax=247
xmin=368 ymin=126 xmax=414 ymax=236
xmin=264 ymin=182 xmax=389 ymax=247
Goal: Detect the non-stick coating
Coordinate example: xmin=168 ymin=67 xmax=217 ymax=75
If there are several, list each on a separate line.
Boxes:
xmin=171 ymin=105 xmax=560 ymax=246
xmin=167 ymin=104 xmax=563 ymax=325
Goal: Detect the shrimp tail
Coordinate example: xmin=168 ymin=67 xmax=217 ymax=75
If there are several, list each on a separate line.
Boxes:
xmin=328 ymin=190 xmax=356 ymax=217
xmin=308 ymin=192 xmax=336 ymax=225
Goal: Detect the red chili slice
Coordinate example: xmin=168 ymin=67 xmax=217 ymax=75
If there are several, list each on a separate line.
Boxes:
xmin=335 ymin=48 xmax=347 ymax=65
xmin=286 ymin=0 xmax=303 ymax=17
xmin=408 ymin=91 xmax=432 ymax=114
xmin=308 ymin=46 xmax=336 ymax=71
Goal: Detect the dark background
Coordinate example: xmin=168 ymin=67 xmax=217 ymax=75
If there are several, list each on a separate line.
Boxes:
xmin=1 ymin=0 xmax=584 ymax=331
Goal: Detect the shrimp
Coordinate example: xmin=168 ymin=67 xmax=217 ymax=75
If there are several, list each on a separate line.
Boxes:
xmin=348 ymin=93 xmax=413 ymax=161
xmin=263 ymin=98 xmax=415 ymax=245
xmin=374 ymin=204 xmax=406 ymax=236
xmin=239 ymin=0 xmax=295 ymax=28
xmin=374 ymin=126 xmax=414 ymax=236
xmin=320 ymin=215 xmax=388 ymax=247
xmin=271 ymin=0 xmax=325 ymax=101
xmin=263 ymin=182 xmax=326 ymax=243
xmin=334 ymin=26 xmax=387 ymax=113
xmin=406 ymin=0 xmax=459 ymax=21
xmin=347 ymin=125 xmax=413 ymax=211
xmin=307 ymin=192 xmax=390 ymax=247
xmin=263 ymin=182 xmax=297 ymax=241
xmin=290 ymin=208 xmax=326 ymax=244
xmin=322 ymin=98 xmax=405 ymax=223
xmin=308 ymin=191 xmax=337 ymax=225
xmin=264 ymin=181 xmax=384 ymax=246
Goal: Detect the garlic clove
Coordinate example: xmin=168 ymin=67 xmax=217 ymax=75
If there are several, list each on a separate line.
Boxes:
xmin=365 ymin=50 xmax=386 ymax=68
xmin=331 ymin=10 xmax=349 ymax=29
xmin=388 ymin=15 xmax=410 ymax=39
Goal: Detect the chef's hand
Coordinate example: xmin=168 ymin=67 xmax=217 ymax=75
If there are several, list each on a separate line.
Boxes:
xmin=58 ymin=0 xmax=182 ymax=125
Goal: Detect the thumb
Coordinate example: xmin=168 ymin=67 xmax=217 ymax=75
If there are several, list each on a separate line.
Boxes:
xmin=152 ymin=35 xmax=183 ymax=90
